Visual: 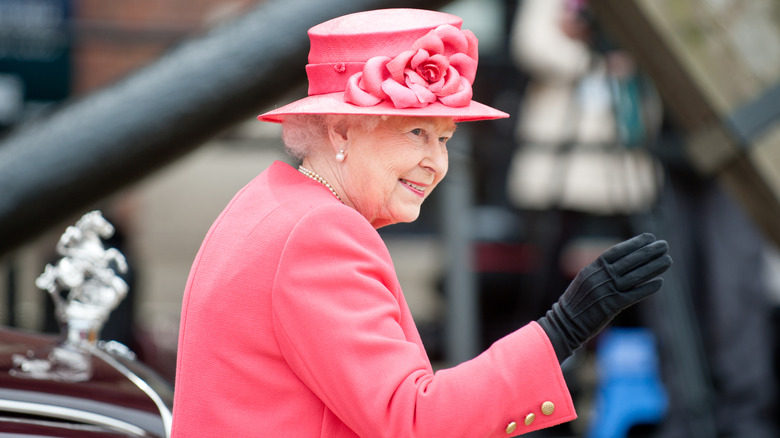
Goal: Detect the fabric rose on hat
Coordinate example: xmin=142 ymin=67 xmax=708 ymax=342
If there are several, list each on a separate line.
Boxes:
xmin=344 ymin=24 xmax=478 ymax=109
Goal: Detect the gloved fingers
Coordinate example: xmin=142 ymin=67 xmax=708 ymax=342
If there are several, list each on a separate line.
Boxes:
xmin=620 ymin=277 xmax=665 ymax=302
xmin=600 ymin=233 xmax=656 ymax=264
xmin=614 ymin=253 xmax=672 ymax=291
xmin=609 ymin=239 xmax=669 ymax=277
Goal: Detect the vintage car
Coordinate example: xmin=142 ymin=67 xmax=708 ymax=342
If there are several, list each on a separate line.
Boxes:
xmin=0 ymin=211 xmax=173 ymax=437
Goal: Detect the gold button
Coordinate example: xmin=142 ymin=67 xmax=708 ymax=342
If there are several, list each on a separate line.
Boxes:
xmin=541 ymin=401 xmax=555 ymax=416
xmin=505 ymin=421 xmax=517 ymax=434
xmin=524 ymin=413 xmax=535 ymax=426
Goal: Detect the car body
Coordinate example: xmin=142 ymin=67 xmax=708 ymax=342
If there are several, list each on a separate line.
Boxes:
xmin=0 ymin=325 xmax=173 ymax=437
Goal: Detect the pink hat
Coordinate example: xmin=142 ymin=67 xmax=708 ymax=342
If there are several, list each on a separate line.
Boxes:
xmin=258 ymin=8 xmax=509 ymax=123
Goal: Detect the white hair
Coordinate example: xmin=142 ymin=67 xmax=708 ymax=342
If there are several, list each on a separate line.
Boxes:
xmin=281 ymin=114 xmax=385 ymax=160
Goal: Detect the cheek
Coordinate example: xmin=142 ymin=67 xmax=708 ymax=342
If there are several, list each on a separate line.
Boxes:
xmin=377 ymin=156 xmax=408 ymax=185
xmin=359 ymin=163 xmax=399 ymax=206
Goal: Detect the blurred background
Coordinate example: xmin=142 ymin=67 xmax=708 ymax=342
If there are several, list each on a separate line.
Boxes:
xmin=1 ymin=0 xmax=780 ymax=436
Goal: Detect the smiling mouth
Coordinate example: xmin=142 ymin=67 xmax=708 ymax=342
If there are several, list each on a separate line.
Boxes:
xmin=400 ymin=179 xmax=426 ymax=193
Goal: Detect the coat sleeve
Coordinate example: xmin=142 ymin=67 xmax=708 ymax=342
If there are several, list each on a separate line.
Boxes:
xmin=271 ymin=204 xmax=576 ymax=437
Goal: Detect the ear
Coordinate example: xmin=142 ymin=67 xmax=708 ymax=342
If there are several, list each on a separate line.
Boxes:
xmin=326 ymin=119 xmax=350 ymax=155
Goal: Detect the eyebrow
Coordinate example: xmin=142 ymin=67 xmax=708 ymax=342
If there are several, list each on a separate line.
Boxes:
xmin=439 ymin=123 xmax=457 ymax=138
xmin=430 ymin=119 xmax=457 ymax=135
xmin=396 ymin=117 xmax=456 ymax=135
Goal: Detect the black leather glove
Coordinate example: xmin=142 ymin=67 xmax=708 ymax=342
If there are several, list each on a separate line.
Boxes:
xmin=538 ymin=233 xmax=672 ymax=363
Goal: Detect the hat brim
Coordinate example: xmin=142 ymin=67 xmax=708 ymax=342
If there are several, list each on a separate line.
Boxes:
xmin=257 ymin=92 xmax=509 ymax=123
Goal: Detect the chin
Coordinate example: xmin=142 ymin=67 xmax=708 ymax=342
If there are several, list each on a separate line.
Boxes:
xmin=398 ymin=208 xmax=421 ymax=224
xmin=372 ymin=205 xmax=421 ymax=228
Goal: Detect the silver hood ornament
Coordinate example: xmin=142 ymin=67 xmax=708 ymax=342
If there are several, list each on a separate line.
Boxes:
xmin=11 ymin=210 xmax=129 ymax=382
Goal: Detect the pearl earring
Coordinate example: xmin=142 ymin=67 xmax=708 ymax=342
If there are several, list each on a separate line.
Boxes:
xmin=336 ymin=150 xmax=345 ymax=162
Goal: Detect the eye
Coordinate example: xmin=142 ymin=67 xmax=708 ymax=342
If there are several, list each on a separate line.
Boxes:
xmin=410 ymin=128 xmax=423 ymax=136
xmin=438 ymin=136 xmax=451 ymax=145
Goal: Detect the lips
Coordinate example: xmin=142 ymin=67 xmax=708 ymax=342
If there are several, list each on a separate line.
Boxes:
xmin=400 ymin=178 xmax=427 ymax=195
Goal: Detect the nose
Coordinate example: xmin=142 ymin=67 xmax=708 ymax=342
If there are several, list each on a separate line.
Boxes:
xmin=420 ymin=139 xmax=448 ymax=177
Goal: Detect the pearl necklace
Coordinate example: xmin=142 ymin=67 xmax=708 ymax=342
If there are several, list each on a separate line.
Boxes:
xmin=298 ymin=165 xmax=343 ymax=203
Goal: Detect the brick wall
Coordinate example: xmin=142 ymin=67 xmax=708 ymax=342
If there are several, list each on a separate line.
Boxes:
xmin=71 ymin=0 xmax=263 ymax=94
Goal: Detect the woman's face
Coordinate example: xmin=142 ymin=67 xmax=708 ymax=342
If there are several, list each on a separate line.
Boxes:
xmin=340 ymin=116 xmax=455 ymax=228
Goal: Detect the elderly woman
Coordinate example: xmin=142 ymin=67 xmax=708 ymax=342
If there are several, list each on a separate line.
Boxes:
xmin=171 ymin=8 xmax=671 ymax=437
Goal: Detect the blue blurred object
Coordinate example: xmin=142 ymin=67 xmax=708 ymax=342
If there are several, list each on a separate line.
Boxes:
xmin=587 ymin=327 xmax=667 ymax=438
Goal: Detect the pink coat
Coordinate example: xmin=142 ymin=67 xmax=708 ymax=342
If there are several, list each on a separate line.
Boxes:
xmin=171 ymin=161 xmax=576 ymax=437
